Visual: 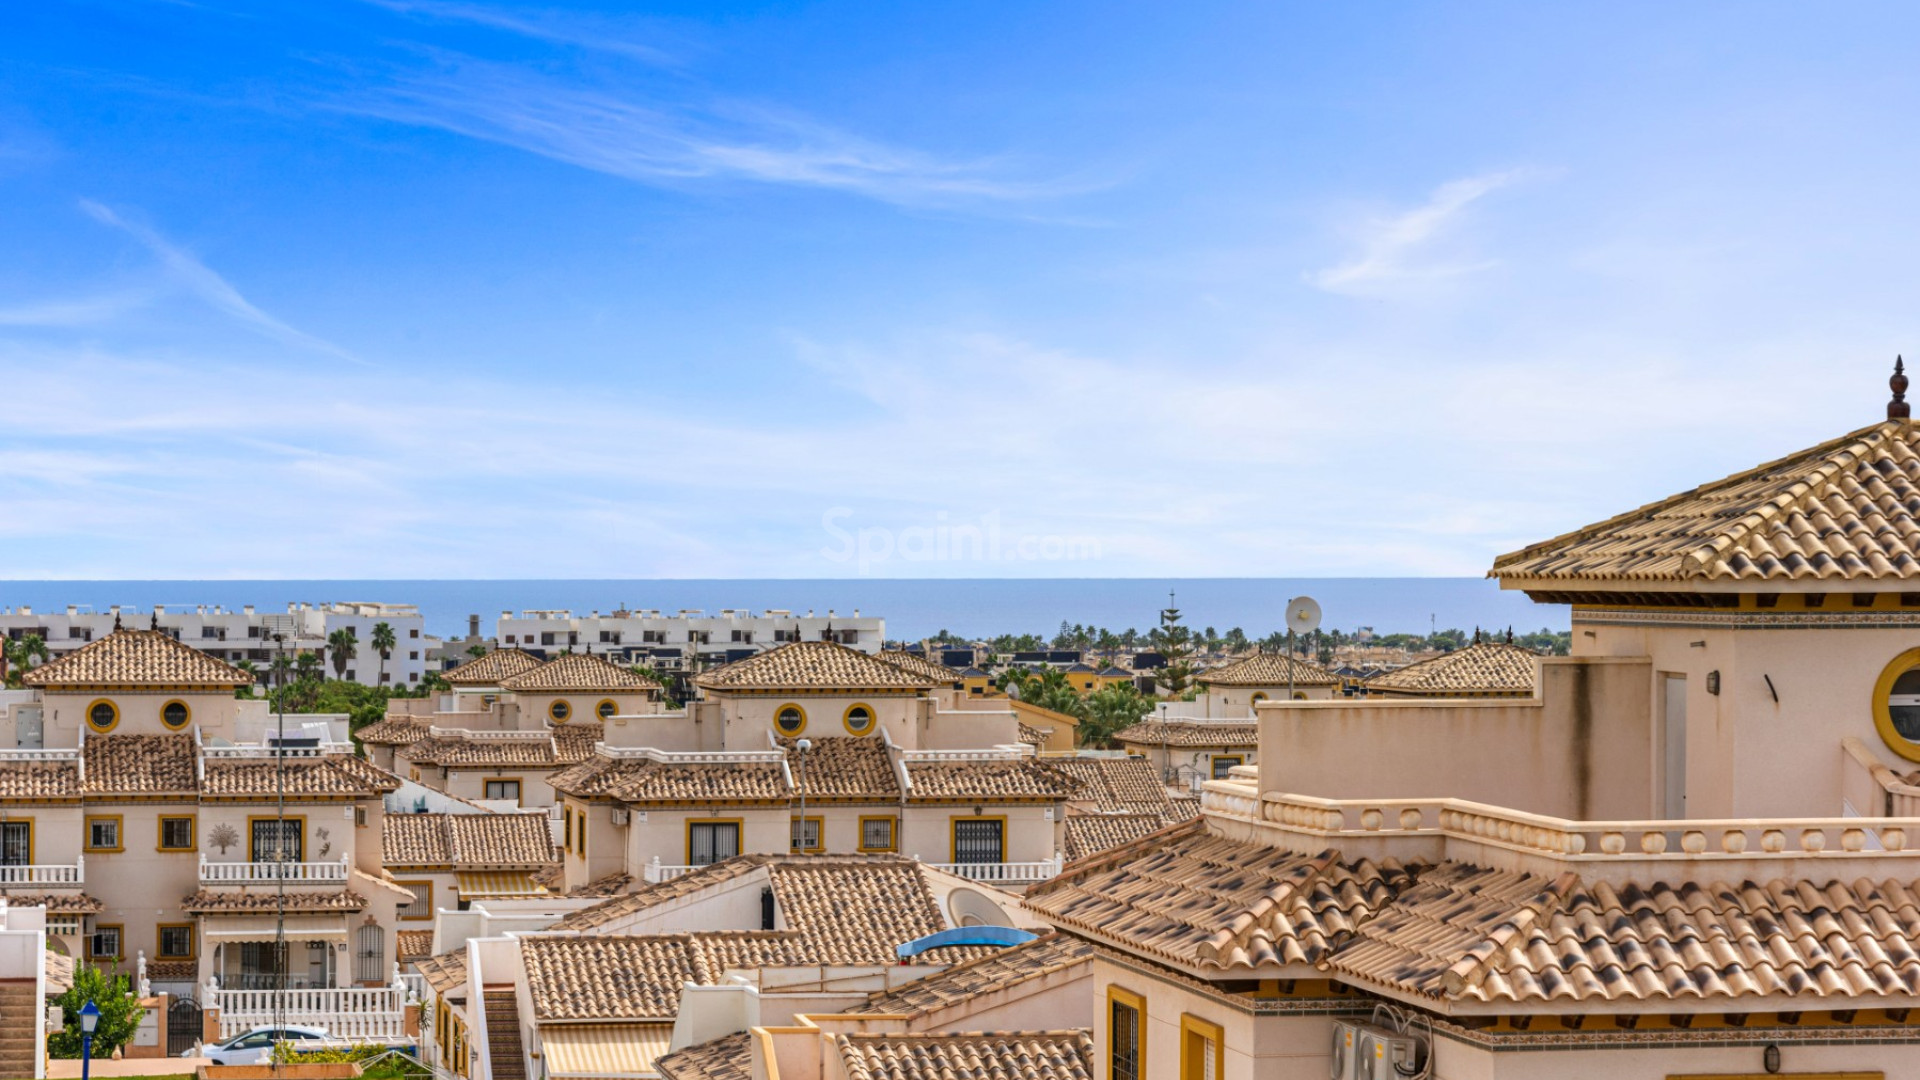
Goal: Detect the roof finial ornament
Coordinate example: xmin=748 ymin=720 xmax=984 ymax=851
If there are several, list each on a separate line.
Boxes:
xmin=113 ymin=613 xmax=122 ymax=631
xmin=1892 ymin=355 xmax=1911 ymax=421
xmin=150 ymin=611 xmax=159 ymax=631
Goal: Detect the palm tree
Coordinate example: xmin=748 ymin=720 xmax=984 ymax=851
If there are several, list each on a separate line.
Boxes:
xmin=326 ymin=629 xmax=357 ymax=679
xmin=1083 ymin=682 xmax=1152 ymax=748
xmin=2 ymin=635 xmax=49 ymax=689
xmin=233 ymin=659 xmax=258 ymax=699
xmin=295 ymin=650 xmax=323 ymax=684
xmin=370 ymin=622 xmax=397 ymax=687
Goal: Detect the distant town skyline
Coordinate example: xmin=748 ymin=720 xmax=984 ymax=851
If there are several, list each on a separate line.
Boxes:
xmin=5 ymin=2 xmax=1920 ymax=578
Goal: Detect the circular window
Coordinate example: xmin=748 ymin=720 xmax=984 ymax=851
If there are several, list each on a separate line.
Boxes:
xmin=549 ymin=700 xmax=572 ymax=723
xmin=843 ymin=703 xmax=876 ymax=736
xmin=160 ymin=700 xmax=191 ymax=730
xmin=596 ymin=699 xmax=618 ymax=720
xmin=774 ymin=704 xmax=808 ymax=737
xmin=1250 ymin=692 xmax=1269 ymax=705
xmin=1292 ymin=691 xmax=1309 ymax=701
xmin=1876 ymin=648 xmax=1920 ymax=761
xmin=86 ymin=700 xmax=119 ymax=733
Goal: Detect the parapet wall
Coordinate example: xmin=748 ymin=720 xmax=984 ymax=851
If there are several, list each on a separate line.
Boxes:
xmin=1257 ymin=656 xmax=1653 ymax=820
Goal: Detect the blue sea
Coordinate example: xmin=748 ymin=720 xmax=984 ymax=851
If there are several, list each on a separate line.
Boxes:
xmin=0 ymin=579 xmax=1561 ymax=641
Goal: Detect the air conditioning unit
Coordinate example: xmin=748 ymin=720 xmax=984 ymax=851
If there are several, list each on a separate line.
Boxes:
xmin=610 ymin=807 xmax=630 ymax=826
xmin=1328 ymin=1020 xmax=1361 ymax=1080
xmin=1356 ymin=1027 xmax=1422 ymax=1080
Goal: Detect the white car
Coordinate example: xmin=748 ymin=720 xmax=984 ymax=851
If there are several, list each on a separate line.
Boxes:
xmin=189 ymin=1024 xmax=330 ymax=1065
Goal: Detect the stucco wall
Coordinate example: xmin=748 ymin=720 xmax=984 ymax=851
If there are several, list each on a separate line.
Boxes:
xmin=1258 ymin=656 xmax=1653 ymax=820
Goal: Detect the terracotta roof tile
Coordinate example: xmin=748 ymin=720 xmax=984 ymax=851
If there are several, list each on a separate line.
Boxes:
xmin=402 ymin=726 xmax=601 ymax=768
xmin=905 ymin=758 xmax=1077 ymax=800
xmin=1491 ymin=418 xmax=1920 ymax=583
xmin=0 ymin=759 xmax=80 ymax=800
xmin=696 ymin=641 xmax=938 ymax=692
xmin=1017 ymin=722 xmax=1048 ymax=747
xmin=1323 ymin=861 xmax=1573 ymax=998
xmin=1024 ymin=820 xmax=1415 ymax=972
xmin=655 ymin=1032 xmax=751 ymax=1080
xmin=356 ymin=718 xmax=432 ymax=746
xmin=397 ymin=929 xmax=434 ymax=961
xmin=523 ymin=935 xmax=701 ymax=1020
xmin=835 ymin=1031 xmax=1093 ymax=1080
xmin=383 ymin=812 xmax=557 ymax=867
xmin=415 ymin=950 xmax=467 ymax=995
xmin=1363 ymin=642 xmax=1538 ymax=696
xmin=565 ymin=759 xmax=789 ymax=804
xmin=555 ymin=857 xmax=776 ymax=931
xmin=878 ymin=650 xmax=963 ymax=685
xmin=1167 ymin=796 xmax=1201 ymax=821
xmin=0 ymin=892 xmax=103 ymax=913
xmin=1046 ymin=757 xmax=1171 ymax=815
xmin=22 ymin=628 xmax=252 ymax=688
xmin=499 ymin=652 xmax=664 ymax=693
xmin=1111 ymin=722 xmax=1257 ymax=750
xmin=84 ymin=734 xmax=197 ymax=795
xmin=201 ymin=754 xmax=400 ymax=797
xmin=442 ymin=649 xmax=543 ymax=686
xmin=864 ymin=934 xmax=1093 ymax=1018
xmin=1198 ymin=653 xmax=1340 ymax=688
xmin=785 ymin=736 xmax=898 ymax=798
xmin=1064 ymin=813 xmax=1177 ymax=862
xmin=180 ymin=889 xmax=367 ymax=913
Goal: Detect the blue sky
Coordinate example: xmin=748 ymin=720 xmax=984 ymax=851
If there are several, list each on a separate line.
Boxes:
xmin=5 ymin=2 xmax=1920 ymax=579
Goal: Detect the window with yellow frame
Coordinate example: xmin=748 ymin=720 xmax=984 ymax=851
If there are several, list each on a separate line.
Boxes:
xmin=1209 ymin=755 xmax=1243 ymax=780
xmin=160 ymin=699 xmax=192 ymax=730
xmin=157 ymin=923 xmax=195 ymax=960
xmin=790 ymin=815 xmax=823 ymax=853
xmin=858 ymin=816 xmax=897 ymax=852
xmin=841 ymin=702 xmax=876 ymax=736
xmin=1107 ymin=985 xmax=1145 ymax=1080
xmin=1877 ymin=647 xmax=1920 ymax=762
xmin=1179 ymin=1014 xmax=1223 ymax=1080
xmin=396 ymin=880 xmax=434 ymax=920
xmin=596 ymin=698 xmax=618 ymax=720
xmin=773 ymin=702 xmax=807 ymax=737
xmin=549 ymin=699 xmax=572 ymax=723
xmin=158 ymin=814 xmax=196 ymax=852
xmin=85 ymin=699 xmax=118 ymax=733
xmin=563 ymin=806 xmax=573 ymax=850
xmin=85 ymin=815 xmax=123 ymax=853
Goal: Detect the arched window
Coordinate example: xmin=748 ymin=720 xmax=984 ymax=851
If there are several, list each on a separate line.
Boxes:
xmin=774 ymin=704 xmax=807 ymax=737
xmin=842 ymin=703 xmax=876 ymax=736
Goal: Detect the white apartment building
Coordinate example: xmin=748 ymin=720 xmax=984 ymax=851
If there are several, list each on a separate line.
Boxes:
xmin=495 ymin=608 xmax=883 ymax=669
xmin=0 ymin=601 xmax=431 ymax=686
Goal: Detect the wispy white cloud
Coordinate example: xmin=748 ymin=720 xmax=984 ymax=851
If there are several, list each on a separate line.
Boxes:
xmin=77 ymin=200 xmax=363 ymax=364
xmin=1306 ymin=169 xmax=1538 ymax=294
xmin=363 ymin=0 xmax=684 ymax=65
xmin=0 ymin=291 xmax=151 ymax=327
xmin=334 ymin=56 xmax=1093 ymax=207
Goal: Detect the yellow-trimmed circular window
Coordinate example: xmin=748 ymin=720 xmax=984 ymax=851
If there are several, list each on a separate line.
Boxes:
xmin=1291 ymin=691 xmax=1308 ymax=701
xmin=86 ymin=699 xmax=119 ymax=733
xmin=774 ymin=703 xmax=808 ymax=737
xmin=596 ymin=699 xmax=618 ymax=720
xmin=842 ymin=703 xmax=876 ymax=736
xmin=549 ymin=699 xmax=572 ymax=724
xmin=160 ymin=699 xmax=191 ymax=730
xmin=1875 ymin=648 xmax=1920 ymax=761
xmin=1250 ymin=692 xmax=1269 ymax=705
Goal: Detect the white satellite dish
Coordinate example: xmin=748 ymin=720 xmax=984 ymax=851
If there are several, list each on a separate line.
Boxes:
xmin=1287 ymin=596 xmax=1323 ymax=635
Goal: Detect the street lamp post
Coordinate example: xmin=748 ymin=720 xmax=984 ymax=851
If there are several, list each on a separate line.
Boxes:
xmin=78 ymin=999 xmax=100 ymax=1080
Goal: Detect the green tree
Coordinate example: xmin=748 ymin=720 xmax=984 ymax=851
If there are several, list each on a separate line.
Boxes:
xmin=48 ymin=966 xmax=144 ymax=1059
xmin=1082 ymin=682 xmax=1152 ymax=748
xmin=370 ymin=622 xmax=397 ymax=686
xmin=294 ymin=650 xmax=323 ymax=684
xmin=3 ymin=634 xmax=49 ymax=689
xmin=467 ymin=643 xmax=489 ymax=659
xmin=326 ymin=629 xmax=358 ymax=679
xmin=233 ymin=659 xmax=259 ymax=698
xmin=1001 ymin=667 xmax=1088 ymax=720
xmin=1151 ymin=603 xmax=1195 ymax=697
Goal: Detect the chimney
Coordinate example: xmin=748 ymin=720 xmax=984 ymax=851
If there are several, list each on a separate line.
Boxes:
xmin=469 ymin=614 xmax=481 ymax=638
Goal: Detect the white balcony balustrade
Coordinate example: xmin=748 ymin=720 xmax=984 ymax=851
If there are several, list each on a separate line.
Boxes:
xmin=0 ymin=858 xmax=83 ymax=886
xmin=924 ymin=854 xmax=1063 ymax=886
xmin=199 ymin=853 xmax=350 ymax=884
